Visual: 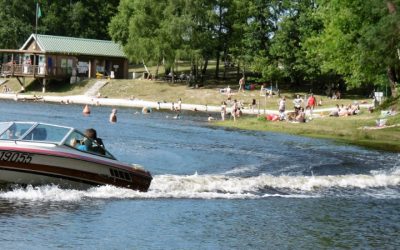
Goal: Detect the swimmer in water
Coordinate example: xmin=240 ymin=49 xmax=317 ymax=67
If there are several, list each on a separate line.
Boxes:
xmin=109 ymin=108 xmax=117 ymax=123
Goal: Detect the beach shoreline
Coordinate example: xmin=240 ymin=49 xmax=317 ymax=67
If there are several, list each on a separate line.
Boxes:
xmin=0 ymin=93 xmax=371 ymax=116
xmin=1 ymin=92 xmax=398 ymax=152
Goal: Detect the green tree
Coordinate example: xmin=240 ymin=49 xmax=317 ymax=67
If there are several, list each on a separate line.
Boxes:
xmin=231 ymin=0 xmax=284 ymax=80
xmin=0 ymin=0 xmax=119 ymax=50
xmin=109 ymin=0 xmax=170 ymax=75
xmin=42 ymin=0 xmax=119 ymax=40
xmin=314 ymin=0 xmax=400 ymax=97
xmin=269 ymin=1 xmax=322 ymax=86
xmin=109 ymin=0 xmax=222 ymax=80
xmin=240 ymin=0 xmax=323 ymax=88
xmin=0 ymin=0 xmax=36 ymax=48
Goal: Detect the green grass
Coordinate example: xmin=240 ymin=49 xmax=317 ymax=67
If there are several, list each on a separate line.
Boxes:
xmin=25 ymin=79 xmax=96 ymax=96
xmin=0 ymin=77 xmax=35 ymax=92
xmin=217 ymin=111 xmax=400 ymax=152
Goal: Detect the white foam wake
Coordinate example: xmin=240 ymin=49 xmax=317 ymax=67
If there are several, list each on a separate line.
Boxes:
xmin=150 ymin=171 xmax=400 ymax=194
xmin=0 ymin=170 xmax=399 ymax=201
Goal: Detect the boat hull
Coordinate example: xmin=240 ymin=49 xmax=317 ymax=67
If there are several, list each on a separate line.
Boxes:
xmin=0 ymin=147 xmax=152 ymax=191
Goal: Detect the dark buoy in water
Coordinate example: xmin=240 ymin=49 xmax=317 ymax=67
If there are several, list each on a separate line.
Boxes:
xmin=83 ymin=104 xmax=91 ymax=115
xmin=109 ymin=108 xmax=117 ymax=123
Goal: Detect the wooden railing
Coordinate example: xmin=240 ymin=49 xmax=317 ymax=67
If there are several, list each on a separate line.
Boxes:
xmin=0 ymin=63 xmax=48 ymax=77
xmin=0 ymin=63 xmax=76 ymax=78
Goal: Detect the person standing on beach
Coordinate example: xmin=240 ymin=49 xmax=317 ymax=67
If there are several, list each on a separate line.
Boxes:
xmin=278 ymin=96 xmax=286 ymax=120
xmin=307 ymin=93 xmax=316 ymax=115
xmin=221 ymin=101 xmax=227 ymax=121
xmin=251 ymin=99 xmax=257 ymax=113
xmin=238 ymin=76 xmax=245 ymax=92
xmin=177 ymin=98 xmax=182 ymax=111
xmin=231 ymin=99 xmax=238 ymax=121
xmin=293 ymin=95 xmax=303 ymax=113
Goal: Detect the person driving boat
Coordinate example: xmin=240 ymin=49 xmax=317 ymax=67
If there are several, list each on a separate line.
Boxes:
xmin=69 ymin=128 xmax=105 ymax=155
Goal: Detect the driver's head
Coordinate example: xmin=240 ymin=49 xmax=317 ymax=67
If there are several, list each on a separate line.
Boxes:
xmin=85 ymin=128 xmax=97 ymax=140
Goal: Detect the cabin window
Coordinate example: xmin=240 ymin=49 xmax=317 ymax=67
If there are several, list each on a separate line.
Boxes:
xmin=61 ymin=58 xmax=73 ymax=74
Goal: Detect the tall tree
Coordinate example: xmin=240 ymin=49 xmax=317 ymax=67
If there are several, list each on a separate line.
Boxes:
xmin=0 ymin=0 xmax=119 ymax=50
xmin=232 ymin=0 xmax=282 ymax=80
xmin=42 ymin=0 xmax=119 ymax=40
xmin=211 ymin=0 xmax=234 ymax=78
xmin=314 ymin=0 xmax=400 ymax=97
xmin=0 ymin=0 xmax=36 ymax=48
xmin=268 ymin=0 xmax=322 ymax=86
xmin=109 ymin=0 xmax=170 ymax=72
xmin=109 ymin=0 xmax=220 ymax=79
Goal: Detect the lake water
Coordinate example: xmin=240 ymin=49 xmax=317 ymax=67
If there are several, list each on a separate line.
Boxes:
xmin=0 ymin=100 xmax=399 ymax=249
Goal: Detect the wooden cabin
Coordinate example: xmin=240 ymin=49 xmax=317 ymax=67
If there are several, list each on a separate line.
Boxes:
xmin=0 ymin=34 xmax=128 ymax=92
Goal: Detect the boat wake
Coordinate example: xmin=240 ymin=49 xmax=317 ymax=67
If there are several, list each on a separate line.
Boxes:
xmin=0 ymin=166 xmax=399 ymax=201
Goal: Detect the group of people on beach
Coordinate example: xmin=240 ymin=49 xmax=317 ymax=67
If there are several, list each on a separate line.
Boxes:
xmin=218 ymin=98 xmax=248 ymax=122
xmin=269 ymin=93 xmax=318 ymax=122
xmin=76 ymin=75 xmax=355 ymax=124
xmin=329 ymin=103 xmax=360 ymax=117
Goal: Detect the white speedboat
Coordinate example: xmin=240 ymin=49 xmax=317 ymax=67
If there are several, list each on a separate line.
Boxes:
xmin=0 ymin=122 xmax=152 ymax=191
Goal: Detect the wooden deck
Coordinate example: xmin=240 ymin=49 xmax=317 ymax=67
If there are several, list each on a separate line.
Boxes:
xmin=1 ymin=63 xmax=72 ymax=79
xmin=1 ymin=64 xmax=46 ymax=78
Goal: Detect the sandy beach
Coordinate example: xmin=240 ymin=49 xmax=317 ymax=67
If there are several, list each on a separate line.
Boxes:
xmin=0 ymin=92 xmax=370 ymax=117
xmin=0 ymin=92 xmax=277 ymax=114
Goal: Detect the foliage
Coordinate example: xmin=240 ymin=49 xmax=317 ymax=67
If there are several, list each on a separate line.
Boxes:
xmin=0 ymin=0 xmax=119 ymax=50
xmin=0 ymin=0 xmax=36 ymax=48
xmin=311 ymin=0 xmax=400 ymax=96
xmin=1 ymin=0 xmax=399 ymax=97
xmin=109 ymin=0 xmax=234 ymax=77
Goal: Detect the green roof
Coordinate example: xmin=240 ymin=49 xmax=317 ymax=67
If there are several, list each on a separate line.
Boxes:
xmin=21 ymin=34 xmax=126 ymax=58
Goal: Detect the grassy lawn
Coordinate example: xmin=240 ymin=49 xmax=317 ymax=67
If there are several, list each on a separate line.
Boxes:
xmin=217 ymin=109 xmax=400 ymax=152
xmin=97 ymin=79 xmax=369 ymax=109
xmin=17 ymin=75 xmax=373 ymax=112
xmin=1 ymin=77 xmax=35 ymax=92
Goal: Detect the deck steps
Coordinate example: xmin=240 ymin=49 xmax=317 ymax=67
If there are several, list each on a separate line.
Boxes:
xmin=84 ymin=80 xmax=108 ymax=97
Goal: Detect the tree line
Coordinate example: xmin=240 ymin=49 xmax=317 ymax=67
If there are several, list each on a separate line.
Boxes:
xmin=109 ymin=0 xmax=399 ymax=97
xmin=0 ymin=0 xmax=119 ymax=48
xmin=0 ymin=0 xmax=399 ymax=97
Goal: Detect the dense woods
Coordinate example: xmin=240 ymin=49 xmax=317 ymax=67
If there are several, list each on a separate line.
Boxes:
xmin=0 ymin=0 xmax=399 ymax=96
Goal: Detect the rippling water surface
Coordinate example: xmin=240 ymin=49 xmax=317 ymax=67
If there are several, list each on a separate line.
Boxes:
xmin=0 ymin=100 xmax=399 ymax=249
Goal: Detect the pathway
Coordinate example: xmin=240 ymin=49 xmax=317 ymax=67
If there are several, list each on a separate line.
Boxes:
xmin=84 ymin=80 xmax=108 ymax=97
xmin=0 ymin=79 xmax=8 ymax=86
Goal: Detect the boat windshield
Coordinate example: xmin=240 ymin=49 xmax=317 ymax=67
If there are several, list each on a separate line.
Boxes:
xmin=63 ymin=130 xmax=115 ymax=159
xmin=0 ymin=122 xmax=115 ymax=159
xmin=0 ymin=122 xmax=71 ymax=143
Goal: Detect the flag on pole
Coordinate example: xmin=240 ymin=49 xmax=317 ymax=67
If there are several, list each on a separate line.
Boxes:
xmin=35 ymin=0 xmax=41 ymax=47
xmin=37 ymin=2 xmax=42 ymax=18
xmin=37 ymin=3 xmax=42 ymax=18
